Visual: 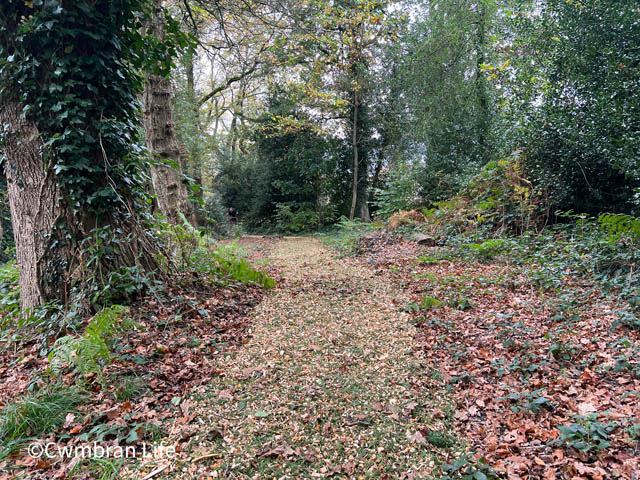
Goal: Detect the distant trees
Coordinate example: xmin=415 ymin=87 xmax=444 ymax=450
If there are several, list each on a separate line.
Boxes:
xmin=505 ymin=0 xmax=640 ymax=214
xmin=381 ymin=0 xmax=495 ymax=204
xmin=375 ymin=0 xmax=640 ymax=215
xmin=215 ymin=91 xmax=341 ymax=231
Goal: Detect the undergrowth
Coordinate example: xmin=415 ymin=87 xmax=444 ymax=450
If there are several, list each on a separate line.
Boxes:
xmin=48 ymin=305 xmax=136 ymax=382
xmin=0 ymin=386 xmax=85 ymax=461
xmin=0 ymin=213 xmax=275 ymax=469
xmin=320 ymin=216 xmax=381 ymax=256
xmin=160 ymin=213 xmax=275 ymax=289
xmin=436 ymin=216 xmax=640 ymax=333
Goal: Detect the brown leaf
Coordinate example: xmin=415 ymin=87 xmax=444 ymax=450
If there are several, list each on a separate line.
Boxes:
xmin=256 ymin=441 xmax=299 ymax=459
xmin=577 ymin=401 xmax=597 ymax=415
xmin=63 ymin=413 xmax=75 ymax=429
xmin=69 ymin=424 xmax=83 ymax=435
xmin=406 ymin=430 xmax=427 ymax=445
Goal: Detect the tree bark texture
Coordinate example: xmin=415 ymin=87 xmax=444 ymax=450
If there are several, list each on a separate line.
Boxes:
xmin=143 ymin=2 xmax=193 ymax=225
xmin=1 ymin=100 xmax=69 ymax=311
xmin=349 ymin=88 xmax=359 ymax=221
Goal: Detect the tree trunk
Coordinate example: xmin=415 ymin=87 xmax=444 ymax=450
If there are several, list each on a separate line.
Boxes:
xmin=1 ymin=101 xmax=70 ymax=311
xmin=183 ymin=48 xmax=204 ymax=201
xmin=475 ymin=3 xmax=489 ymax=157
xmin=359 ymin=198 xmax=371 ymax=222
xmin=1 ymin=100 xmax=163 ymax=313
xmin=143 ymin=1 xmax=193 ymax=225
xmin=349 ymin=88 xmax=359 ymax=221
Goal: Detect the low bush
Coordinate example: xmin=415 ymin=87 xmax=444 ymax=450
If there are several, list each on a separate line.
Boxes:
xmin=159 ymin=214 xmax=275 ymax=289
xmin=275 ymin=202 xmax=319 ymax=233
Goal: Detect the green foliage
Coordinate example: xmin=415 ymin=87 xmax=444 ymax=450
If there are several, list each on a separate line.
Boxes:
xmin=75 ymin=417 xmax=163 ymax=446
xmin=0 ymin=261 xmax=20 ymax=325
xmin=0 ymin=386 xmax=85 ymax=449
xmin=447 ymin=295 xmax=473 ymax=311
xmin=416 ymin=255 xmax=440 ymax=266
xmin=614 ymin=311 xmax=640 ymax=332
xmin=498 ymin=389 xmax=552 ymax=414
xmin=210 ymin=248 xmax=276 ymax=289
xmin=441 ymin=453 xmax=500 ymax=480
xmin=500 ymin=0 xmax=640 ymax=214
xmin=420 ymin=295 xmax=443 ymax=311
xmin=417 ymin=156 xmax=545 ymax=239
xmin=321 ymin=217 xmax=378 ymax=257
xmin=548 ymin=341 xmax=581 ymax=362
xmin=555 ymin=414 xmax=617 ymax=453
xmin=113 ymin=375 xmax=148 ymax=402
xmin=424 ymin=430 xmax=455 ymax=449
xmin=626 ymin=423 xmax=640 ymax=441
xmin=0 ymin=1 xmax=176 ymax=216
xmin=426 ymin=205 xmax=640 ymax=335
xmin=48 ymin=306 xmax=134 ymax=380
xmin=214 ymin=90 xmax=345 ymax=232
xmin=159 ymin=215 xmax=275 ymax=289
xmin=201 ymin=193 xmax=231 ymax=238
xmin=465 ymin=238 xmax=511 ymax=261
xmin=69 ymin=457 xmax=124 ymax=480
xmin=275 ymin=202 xmax=319 ymax=233
xmin=373 ymin=163 xmax=421 ymax=218
xmin=230 ymin=223 xmax=246 ymax=239
xmin=382 ymin=0 xmax=492 ymax=206
xmin=0 ymin=0 xmax=191 ymax=314
xmin=598 ymin=213 xmax=640 ymax=244
xmin=0 ymin=179 xmax=14 ymax=264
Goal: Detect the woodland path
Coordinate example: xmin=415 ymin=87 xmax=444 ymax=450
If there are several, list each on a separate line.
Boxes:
xmin=176 ymin=236 xmax=446 ymax=479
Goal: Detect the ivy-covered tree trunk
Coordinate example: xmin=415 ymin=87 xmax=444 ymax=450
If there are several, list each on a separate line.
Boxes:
xmin=143 ymin=2 xmax=193 ymax=225
xmin=0 ymin=1 xmax=167 ymax=314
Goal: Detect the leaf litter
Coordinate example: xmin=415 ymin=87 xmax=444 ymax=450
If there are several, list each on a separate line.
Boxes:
xmin=156 ymin=236 xmax=451 ymax=479
xmin=357 ymin=233 xmax=639 ymax=479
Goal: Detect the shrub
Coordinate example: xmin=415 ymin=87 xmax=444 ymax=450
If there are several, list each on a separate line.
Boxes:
xmin=465 ymin=238 xmax=511 ymax=261
xmin=201 ymin=193 xmax=231 ymax=238
xmin=275 ymin=202 xmax=319 ymax=233
xmin=210 ymin=247 xmax=276 ymax=289
xmin=157 ymin=213 xmax=275 ymax=289
xmin=373 ymin=163 xmax=421 ymax=218
xmin=321 ymin=217 xmax=378 ymax=257
xmin=428 ymin=154 xmax=548 ymax=236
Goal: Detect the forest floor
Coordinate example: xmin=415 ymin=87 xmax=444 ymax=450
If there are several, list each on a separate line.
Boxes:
xmin=139 ymin=233 xmax=639 ymax=480
xmin=145 ymin=236 xmax=450 ymax=479
xmin=2 ymin=234 xmax=638 ymax=479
